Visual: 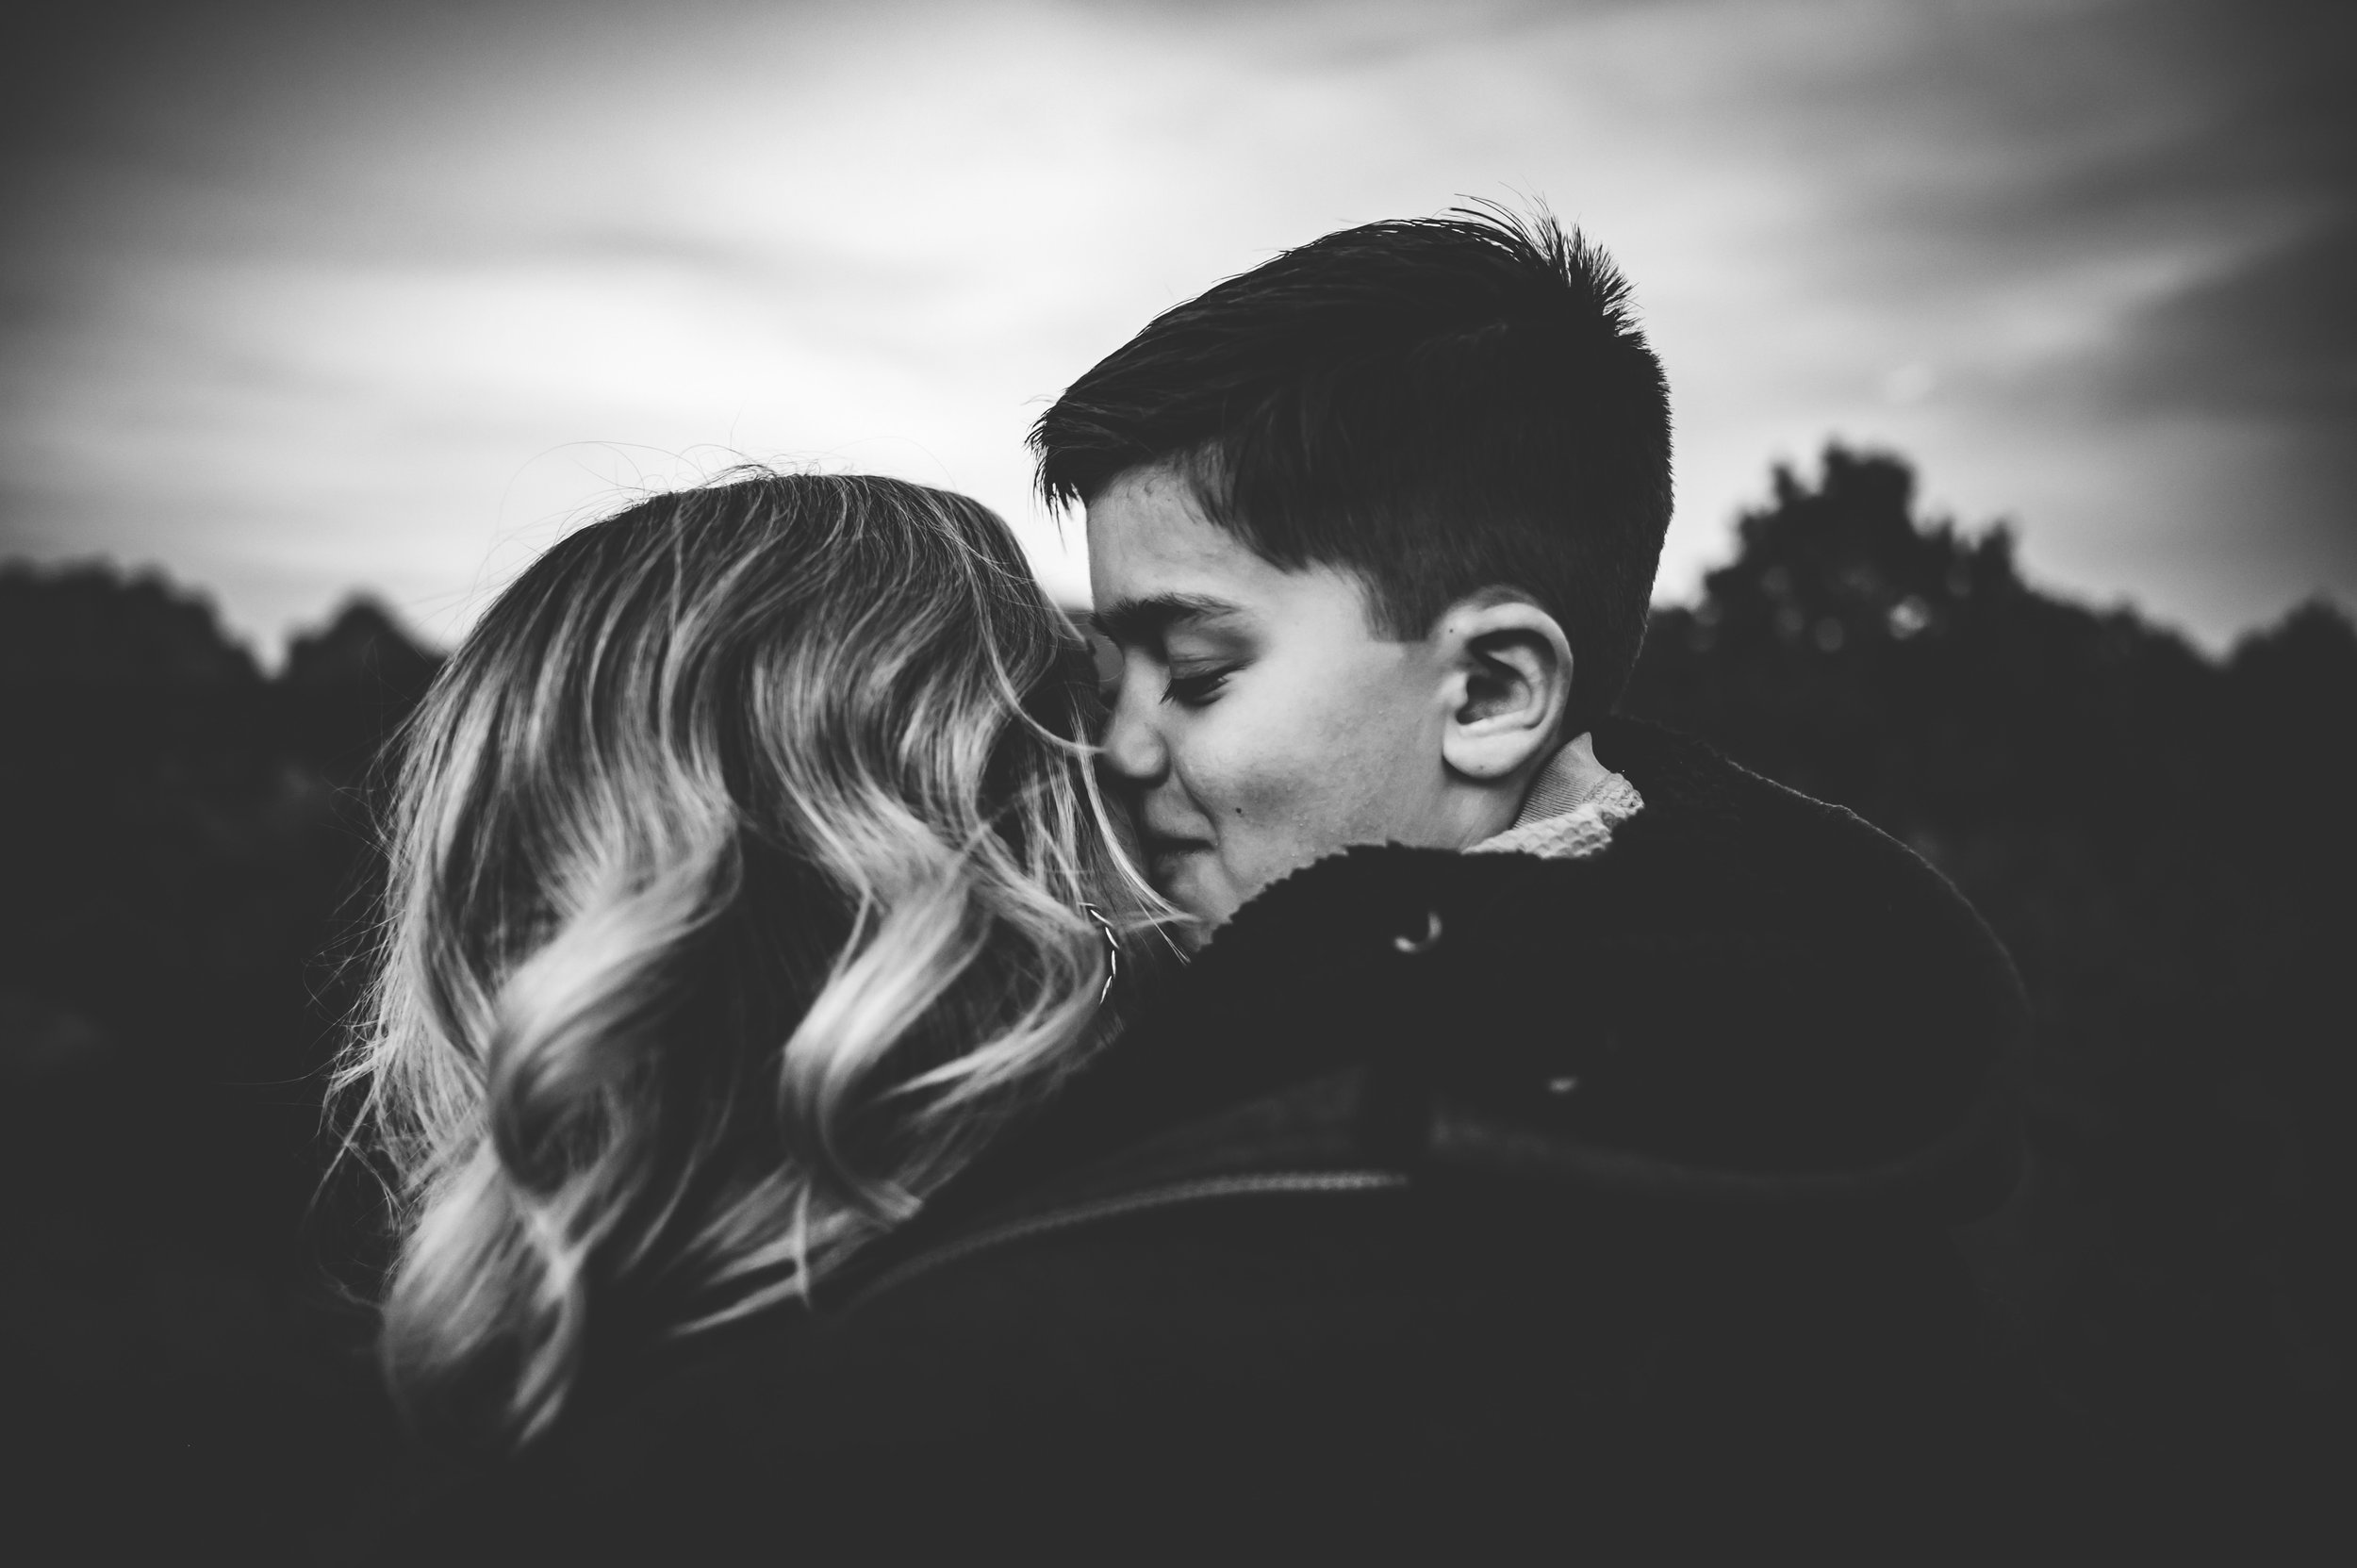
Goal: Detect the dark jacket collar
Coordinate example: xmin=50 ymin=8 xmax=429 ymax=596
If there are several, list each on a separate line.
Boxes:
xmin=908 ymin=718 xmax=2028 ymax=1246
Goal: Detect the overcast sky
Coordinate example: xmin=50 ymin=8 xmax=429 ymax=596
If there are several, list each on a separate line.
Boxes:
xmin=2 ymin=0 xmax=2349 ymax=655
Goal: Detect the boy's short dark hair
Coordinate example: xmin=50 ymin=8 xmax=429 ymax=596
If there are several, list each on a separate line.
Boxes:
xmin=1032 ymin=204 xmax=1672 ymax=734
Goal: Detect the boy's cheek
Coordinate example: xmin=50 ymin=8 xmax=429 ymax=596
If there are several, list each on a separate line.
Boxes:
xmin=1201 ymin=728 xmax=1323 ymax=839
xmin=1220 ymin=770 xmax=1350 ymax=901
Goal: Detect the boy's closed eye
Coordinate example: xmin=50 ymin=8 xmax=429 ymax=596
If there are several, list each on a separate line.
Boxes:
xmin=1162 ymin=662 xmax=1237 ymax=707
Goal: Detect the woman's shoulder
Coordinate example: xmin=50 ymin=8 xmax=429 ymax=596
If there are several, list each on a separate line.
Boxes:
xmin=354 ymin=1169 xmax=1492 ymax=1560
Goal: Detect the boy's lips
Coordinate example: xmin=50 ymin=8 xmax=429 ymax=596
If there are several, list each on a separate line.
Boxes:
xmin=1143 ymin=834 xmax=1211 ymax=880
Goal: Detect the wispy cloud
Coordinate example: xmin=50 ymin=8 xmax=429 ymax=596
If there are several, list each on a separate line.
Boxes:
xmin=2 ymin=0 xmax=2347 ymax=652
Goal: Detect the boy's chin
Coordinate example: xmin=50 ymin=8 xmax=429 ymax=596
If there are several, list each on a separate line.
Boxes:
xmin=1152 ymin=851 xmax=1238 ymax=937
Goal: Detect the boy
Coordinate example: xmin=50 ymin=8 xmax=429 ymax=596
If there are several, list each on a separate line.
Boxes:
xmin=1004 ymin=205 xmax=2026 ymax=1547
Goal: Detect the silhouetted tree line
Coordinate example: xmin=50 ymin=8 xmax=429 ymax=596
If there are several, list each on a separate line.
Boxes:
xmin=2 ymin=448 xmax=2348 ymax=1558
xmin=1624 ymin=446 xmax=2353 ymax=1545
xmin=1 ymin=567 xmax=437 ymax=1561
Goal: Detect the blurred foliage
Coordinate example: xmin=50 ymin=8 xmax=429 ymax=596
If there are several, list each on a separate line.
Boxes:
xmin=1626 ymin=445 xmax=2354 ymax=1542
xmin=0 ymin=563 xmax=437 ymax=1563
xmin=1 ymin=452 xmax=2349 ymax=1554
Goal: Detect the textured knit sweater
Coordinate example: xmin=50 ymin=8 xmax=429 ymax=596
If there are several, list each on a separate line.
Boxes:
xmin=1472 ymin=730 xmax=1646 ymax=860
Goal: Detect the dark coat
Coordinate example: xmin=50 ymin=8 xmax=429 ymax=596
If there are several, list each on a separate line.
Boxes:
xmin=371 ymin=718 xmax=2028 ymax=1563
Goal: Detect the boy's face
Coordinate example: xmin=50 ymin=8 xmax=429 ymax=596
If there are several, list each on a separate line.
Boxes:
xmin=1086 ymin=464 xmax=1479 ymax=933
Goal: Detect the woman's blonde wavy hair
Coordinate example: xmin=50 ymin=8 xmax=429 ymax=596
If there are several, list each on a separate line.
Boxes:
xmin=339 ymin=471 xmax=1162 ymax=1448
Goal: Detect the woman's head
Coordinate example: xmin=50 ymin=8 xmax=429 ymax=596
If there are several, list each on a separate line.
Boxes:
xmin=346 ymin=471 xmax=1159 ymax=1445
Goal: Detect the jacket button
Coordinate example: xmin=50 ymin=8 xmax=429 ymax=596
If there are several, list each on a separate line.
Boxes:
xmin=1392 ymin=909 xmax=1443 ymax=955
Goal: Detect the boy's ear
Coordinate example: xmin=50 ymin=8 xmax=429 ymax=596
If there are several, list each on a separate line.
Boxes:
xmin=1433 ymin=596 xmax=1574 ymax=783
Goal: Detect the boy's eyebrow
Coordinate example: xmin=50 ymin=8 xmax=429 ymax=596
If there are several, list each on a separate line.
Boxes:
xmin=1089 ymin=592 xmax=1242 ymax=648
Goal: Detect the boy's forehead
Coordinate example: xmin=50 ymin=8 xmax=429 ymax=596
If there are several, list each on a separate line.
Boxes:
xmin=1084 ymin=460 xmax=1389 ymax=643
xmin=1085 ymin=468 xmax=1278 ymax=604
xmin=1088 ymin=466 xmax=1241 ymax=566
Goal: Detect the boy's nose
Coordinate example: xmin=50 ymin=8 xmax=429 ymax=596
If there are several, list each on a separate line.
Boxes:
xmin=1096 ymin=689 xmax=1168 ymax=784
